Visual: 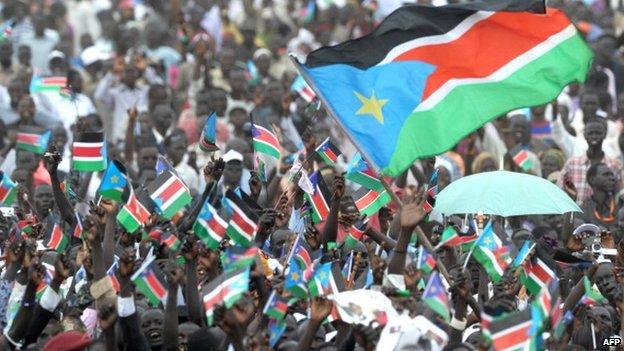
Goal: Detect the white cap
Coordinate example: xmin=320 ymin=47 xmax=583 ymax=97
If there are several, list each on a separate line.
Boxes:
xmin=222 ymin=149 xmax=243 ymax=163
xmin=48 ymin=50 xmax=65 ymax=62
xmin=81 ymin=46 xmax=111 ymax=66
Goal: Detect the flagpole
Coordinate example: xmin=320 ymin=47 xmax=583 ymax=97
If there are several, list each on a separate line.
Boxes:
xmin=289 ymin=55 xmax=452 ymax=284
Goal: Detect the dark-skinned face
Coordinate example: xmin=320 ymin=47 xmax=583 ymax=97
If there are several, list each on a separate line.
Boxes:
xmin=18 ymin=96 xmax=35 ymax=120
xmin=16 ymin=150 xmax=38 ymax=172
xmin=584 ymin=121 xmax=606 ymax=148
xmin=589 ymin=164 xmax=616 ymax=193
xmin=594 ymin=264 xmax=618 ymax=302
xmin=229 ymin=70 xmax=247 ymax=96
xmin=209 ymin=90 xmax=227 ymax=117
xmin=541 ymin=154 xmax=562 ymax=179
xmin=479 ymin=158 xmax=497 ymax=173
xmin=0 ymin=42 xmax=12 ymax=66
xmin=11 ymin=169 xmax=29 ymax=187
xmin=166 ymin=138 xmax=187 ymax=166
xmin=141 ymin=308 xmax=164 ymax=347
xmin=34 ymin=185 xmax=54 ymax=215
xmin=52 ymin=127 xmax=68 ymax=151
xmin=590 ymin=306 xmax=614 ymax=335
xmin=195 ymin=92 xmax=211 ymax=117
xmin=8 ymin=82 xmax=24 ymax=109
xmin=223 ymin=160 xmax=243 ymax=189
xmin=17 ymin=45 xmax=31 ymax=66
xmin=178 ymin=322 xmax=200 ymax=350
xmin=510 ymin=116 xmax=530 ymax=145
xmin=138 ymin=147 xmax=158 ymax=169
xmin=121 ymin=66 xmax=139 ymax=88
xmin=581 ymin=94 xmax=600 ymax=120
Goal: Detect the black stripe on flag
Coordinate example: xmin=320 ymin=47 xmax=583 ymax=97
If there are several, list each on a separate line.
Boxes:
xmin=225 ymin=190 xmax=259 ymax=224
xmin=77 ymin=131 xmax=105 ymax=143
xmin=304 ymin=0 xmax=545 ymax=69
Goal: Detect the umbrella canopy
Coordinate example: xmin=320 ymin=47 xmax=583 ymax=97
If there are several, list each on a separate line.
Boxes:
xmin=434 ymin=170 xmax=581 ymax=216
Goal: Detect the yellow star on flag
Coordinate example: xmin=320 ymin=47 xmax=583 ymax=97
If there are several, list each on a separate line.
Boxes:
xmin=110 ymin=175 xmax=119 ymax=184
xmin=354 ymin=90 xmax=388 ymax=124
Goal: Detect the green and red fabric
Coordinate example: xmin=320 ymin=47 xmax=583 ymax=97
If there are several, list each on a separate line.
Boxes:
xmin=263 ymin=290 xmax=289 ymax=320
xmin=221 ymin=246 xmax=257 ymax=272
xmin=510 ymin=145 xmax=534 ymax=171
xmin=72 ymin=132 xmax=107 ymax=172
xmin=72 ymin=213 xmax=84 ymax=239
xmin=16 ymin=130 xmax=51 ymax=154
xmin=307 ymin=261 xmax=344 ymax=297
xmin=45 ymin=223 xmax=68 ymax=252
xmin=202 ymin=268 xmax=250 ymax=326
xmin=472 ymin=221 xmax=510 ymax=282
xmin=315 ymin=137 xmax=342 ymax=166
xmin=295 ymin=1 xmax=591 ymax=176
xmin=224 ymin=189 xmax=259 ymax=247
xmin=131 ymin=257 xmax=167 ymax=307
xmin=353 ymin=186 xmax=391 ymax=217
xmin=489 ymin=309 xmax=533 ymax=351
xmin=303 ymin=172 xmax=331 ymax=223
xmin=581 ymin=276 xmax=607 ymax=305
xmin=422 ymin=271 xmax=449 ymax=322
xmin=162 ymin=232 xmax=181 ymax=251
xmin=289 ymin=235 xmax=313 ymax=269
xmin=291 ymin=74 xmax=316 ymax=102
xmin=251 ymin=122 xmax=281 ymax=160
xmin=343 ymin=219 xmax=367 ymax=250
xmin=148 ymin=170 xmax=192 ymax=219
xmin=97 ymin=160 xmax=128 ymax=202
xmin=435 ymin=226 xmax=477 ymax=250
xmin=345 ymin=152 xmax=383 ymax=191
xmin=417 ymin=246 xmax=436 ymax=274
xmin=117 ymin=190 xmax=150 ymax=233
xmin=30 ymin=76 xmax=67 ymax=93
xmin=0 ymin=171 xmax=17 ymax=205
xmin=520 ymin=256 xmax=556 ymax=295
xmin=193 ymin=198 xmax=228 ymax=249
xmin=107 ymin=260 xmax=120 ymax=293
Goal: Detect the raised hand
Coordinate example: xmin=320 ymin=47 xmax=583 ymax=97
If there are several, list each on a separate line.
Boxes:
xmin=332 ymin=175 xmax=345 ymax=200
xmin=310 ymin=297 xmax=333 ymax=321
xmin=400 ymin=189 xmax=427 ymax=229
xmin=98 ymin=300 xmax=118 ymax=331
xmin=304 ymin=223 xmax=321 ymax=251
xmin=118 ymin=248 xmax=137 ymax=279
xmin=248 ymin=170 xmax=262 ymax=198
xmin=43 ymin=146 xmax=62 ymax=173
xmin=53 ymin=253 xmax=71 ymax=283
xmin=203 ymin=157 xmax=225 ymax=183
xmin=181 ymin=236 xmax=198 ymax=262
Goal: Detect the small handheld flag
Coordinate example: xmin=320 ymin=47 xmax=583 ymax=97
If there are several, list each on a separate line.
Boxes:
xmin=131 ymin=256 xmax=167 ymax=307
xmin=45 ymin=223 xmax=68 ymax=252
xmin=346 ymin=153 xmax=382 ymax=191
xmin=263 ymin=290 xmax=289 ymax=320
xmin=30 ymin=76 xmax=67 ymax=93
xmin=422 ymin=271 xmax=449 ymax=322
xmin=224 ymin=189 xmax=259 ymax=247
xmin=162 ymin=232 xmax=182 ymax=251
xmin=117 ymin=188 xmax=150 ymax=233
xmin=303 ymin=172 xmax=331 ymax=223
xmin=193 ymin=198 xmax=228 ymax=249
xmin=16 ymin=130 xmax=51 ymax=155
xmin=147 ymin=170 xmax=192 ymax=219
xmin=315 ymin=137 xmax=341 ymax=166
xmin=251 ymin=121 xmax=281 ymax=160
xmin=199 ymin=112 xmax=219 ymax=152
xmin=72 ymin=132 xmax=107 ymax=172
xmin=510 ymin=145 xmax=534 ymax=172
xmin=307 ymin=261 xmax=345 ymax=298
xmin=202 ymin=268 xmax=250 ymax=326
xmin=221 ymin=246 xmax=257 ymax=272
xmin=0 ymin=171 xmax=17 ymax=205
xmin=416 ymin=246 xmax=436 ymax=274
xmin=72 ymin=213 xmax=84 ymax=239
xmin=353 ymin=186 xmax=391 ymax=217
xmin=291 ymin=75 xmax=316 ymax=102
xmin=97 ymin=160 xmax=128 ymax=202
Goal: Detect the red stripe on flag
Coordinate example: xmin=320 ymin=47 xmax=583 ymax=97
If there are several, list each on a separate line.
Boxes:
xmin=311 ymin=190 xmax=329 ymax=218
xmin=254 ymin=126 xmax=280 ymax=148
xmin=0 ymin=187 xmax=9 ymax=201
xmin=204 ymin=286 xmax=229 ymax=310
xmin=208 ymin=217 xmax=227 ymax=235
xmin=231 ymin=209 xmax=256 ymax=235
xmin=17 ymin=133 xmax=40 ymax=144
xmin=48 ymin=224 xmax=63 ymax=248
xmin=157 ymin=179 xmax=185 ymax=204
xmin=393 ymin=9 xmax=571 ymax=101
xmin=323 ymin=148 xmax=338 ymax=163
xmin=492 ymin=322 xmax=531 ymax=350
xmin=73 ymin=145 xmax=103 ymax=157
xmin=145 ymin=271 xmax=166 ymax=298
xmin=530 ymin=259 xmax=555 ymax=283
xmin=355 ymin=189 xmax=379 ymax=209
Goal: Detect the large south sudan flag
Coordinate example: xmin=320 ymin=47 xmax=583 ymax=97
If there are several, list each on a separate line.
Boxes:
xmin=295 ymin=0 xmax=592 ymax=176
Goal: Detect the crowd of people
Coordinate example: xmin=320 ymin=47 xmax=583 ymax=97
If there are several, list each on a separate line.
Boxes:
xmin=0 ymin=0 xmax=623 ymax=350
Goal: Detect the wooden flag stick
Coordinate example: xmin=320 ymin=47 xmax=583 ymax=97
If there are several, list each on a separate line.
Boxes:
xmin=289 ymin=54 xmax=453 ymax=283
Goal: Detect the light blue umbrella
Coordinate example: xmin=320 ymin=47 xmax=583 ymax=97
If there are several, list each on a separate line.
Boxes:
xmin=434 ymin=170 xmax=582 ymax=216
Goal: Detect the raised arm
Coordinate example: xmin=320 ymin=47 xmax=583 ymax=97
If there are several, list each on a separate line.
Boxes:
xmin=321 ymin=176 xmax=344 ymax=248
xmin=387 ymin=193 xmax=427 ymax=274
xmin=44 ymin=150 xmax=75 ymax=225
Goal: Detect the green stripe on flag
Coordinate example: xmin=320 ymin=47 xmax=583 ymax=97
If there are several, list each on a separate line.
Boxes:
xmin=160 ymin=191 xmax=192 ymax=219
xmin=134 ymin=278 xmax=162 ymax=307
xmin=384 ymin=32 xmax=592 ymax=175
xmin=117 ymin=206 xmax=141 ymax=233
xmin=253 ymin=140 xmax=281 ymax=160
xmin=73 ymin=159 xmax=107 ymax=172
